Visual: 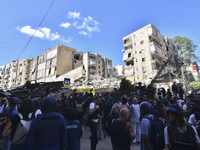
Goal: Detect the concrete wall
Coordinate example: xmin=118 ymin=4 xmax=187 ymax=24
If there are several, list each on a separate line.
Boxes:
xmin=55 ymin=65 xmax=85 ymax=83
xmin=57 ymin=45 xmax=82 ymax=76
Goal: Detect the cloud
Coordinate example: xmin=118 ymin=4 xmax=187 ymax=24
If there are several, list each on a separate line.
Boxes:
xmin=61 ymin=37 xmax=72 ymax=43
xmin=67 ymin=11 xmax=81 ymax=19
xmin=60 ymin=22 xmax=71 ymax=28
xmin=16 ymin=25 xmax=71 ymax=43
xmin=62 ymin=11 xmax=100 ymax=36
xmin=16 ymin=25 xmax=44 ymax=38
xmin=79 ymin=31 xmax=88 ymax=36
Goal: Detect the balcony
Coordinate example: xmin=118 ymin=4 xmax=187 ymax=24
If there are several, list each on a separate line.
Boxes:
xmin=123 ymin=52 xmax=134 ymax=62
xmin=124 ymin=67 xmax=134 ymax=76
xmin=123 ymin=36 xmax=132 ymax=48
xmin=147 ymin=27 xmax=161 ymax=44
xmin=89 ymin=54 xmax=96 ymax=60
xmin=89 ymin=68 xmax=96 ymax=74
xmin=149 ymin=42 xmax=164 ymax=59
xmin=124 ymin=65 xmax=134 ymax=70
xmin=89 ymin=60 xmax=96 ymax=66
xmin=123 ymin=41 xmax=132 ymax=48
xmin=125 ymin=57 xmax=133 ymax=63
xmin=124 ymin=47 xmax=133 ymax=54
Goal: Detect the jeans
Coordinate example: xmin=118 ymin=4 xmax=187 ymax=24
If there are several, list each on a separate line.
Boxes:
xmin=90 ymin=122 xmax=98 ymax=150
xmin=1 ymin=135 xmax=11 ymax=150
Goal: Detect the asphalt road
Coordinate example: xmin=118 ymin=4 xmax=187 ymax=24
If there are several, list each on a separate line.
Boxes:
xmin=80 ymin=126 xmax=140 ymax=150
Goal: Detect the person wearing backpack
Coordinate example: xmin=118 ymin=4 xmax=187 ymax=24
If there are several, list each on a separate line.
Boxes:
xmin=1 ymin=97 xmax=19 ymax=150
xmin=25 ymin=96 xmax=67 ymax=150
xmin=165 ymin=105 xmax=200 ymax=150
xmin=110 ymin=108 xmax=135 ymax=150
xmin=140 ymin=102 xmax=165 ymax=150
xmin=105 ymin=105 xmax=120 ymax=136
xmin=2 ymin=99 xmax=35 ymax=150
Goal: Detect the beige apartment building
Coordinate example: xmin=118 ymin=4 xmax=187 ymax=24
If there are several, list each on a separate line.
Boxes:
xmin=0 ymin=58 xmax=32 ymax=90
xmin=29 ymin=44 xmax=83 ymax=83
xmin=122 ymin=24 xmax=176 ymax=85
xmin=0 ymin=44 xmax=114 ymax=90
xmin=15 ymin=59 xmax=32 ymax=87
xmin=0 ymin=65 xmax=6 ymax=90
xmin=8 ymin=61 xmax=18 ymax=89
xmin=83 ymin=52 xmax=113 ymax=81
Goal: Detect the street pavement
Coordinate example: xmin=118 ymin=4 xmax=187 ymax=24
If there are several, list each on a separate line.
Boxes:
xmin=80 ymin=126 xmax=140 ymax=150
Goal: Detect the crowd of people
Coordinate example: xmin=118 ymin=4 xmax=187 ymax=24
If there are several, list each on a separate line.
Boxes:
xmin=0 ymin=83 xmax=200 ymax=150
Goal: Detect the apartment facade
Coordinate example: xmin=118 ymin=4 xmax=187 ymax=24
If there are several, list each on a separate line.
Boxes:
xmin=122 ymin=24 xmax=176 ymax=85
xmin=29 ymin=44 xmax=83 ymax=83
xmin=0 ymin=58 xmax=32 ymax=90
xmin=15 ymin=59 xmax=32 ymax=87
xmin=8 ymin=61 xmax=18 ymax=89
xmin=83 ymin=52 xmax=113 ymax=81
xmin=0 ymin=65 xmax=5 ymax=90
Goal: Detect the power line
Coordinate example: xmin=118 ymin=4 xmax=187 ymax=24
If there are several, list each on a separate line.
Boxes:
xmin=16 ymin=0 xmax=55 ymax=61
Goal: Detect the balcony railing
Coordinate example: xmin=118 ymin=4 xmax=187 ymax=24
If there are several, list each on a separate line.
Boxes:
xmin=89 ymin=60 xmax=96 ymax=66
xmin=124 ymin=67 xmax=134 ymax=76
xmin=89 ymin=68 xmax=96 ymax=74
xmin=149 ymin=43 xmax=164 ymax=58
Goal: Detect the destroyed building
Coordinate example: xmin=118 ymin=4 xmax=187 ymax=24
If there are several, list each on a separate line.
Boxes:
xmin=0 ymin=44 xmax=121 ymax=92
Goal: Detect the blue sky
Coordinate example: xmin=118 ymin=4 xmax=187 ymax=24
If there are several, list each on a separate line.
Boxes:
xmin=0 ymin=0 xmax=200 ymax=66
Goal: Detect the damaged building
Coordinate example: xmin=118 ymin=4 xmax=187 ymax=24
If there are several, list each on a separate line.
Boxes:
xmin=0 ymin=44 xmax=121 ymax=92
xmin=122 ymin=24 xmax=177 ymax=88
xmin=29 ymin=44 xmax=83 ymax=83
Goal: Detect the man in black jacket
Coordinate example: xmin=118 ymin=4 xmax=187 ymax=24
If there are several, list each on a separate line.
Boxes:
xmin=111 ymin=108 xmax=135 ymax=150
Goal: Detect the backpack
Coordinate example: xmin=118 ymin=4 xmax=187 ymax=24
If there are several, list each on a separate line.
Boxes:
xmin=143 ymin=116 xmax=165 ymax=150
xmin=0 ymin=108 xmax=15 ymax=134
xmin=11 ymin=113 xmax=33 ymax=146
xmin=167 ymin=125 xmax=197 ymax=150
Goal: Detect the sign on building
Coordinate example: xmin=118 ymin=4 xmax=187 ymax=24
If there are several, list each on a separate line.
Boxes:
xmin=63 ymin=78 xmax=70 ymax=88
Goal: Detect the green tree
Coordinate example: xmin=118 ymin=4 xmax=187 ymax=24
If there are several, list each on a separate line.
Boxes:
xmin=146 ymin=84 xmax=156 ymax=101
xmin=170 ymin=36 xmax=198 ymax=65
xmin=190 ymin=82 xmax=200 ymax=90
xmin=117 ymin=78 xmax=135 ymax=96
